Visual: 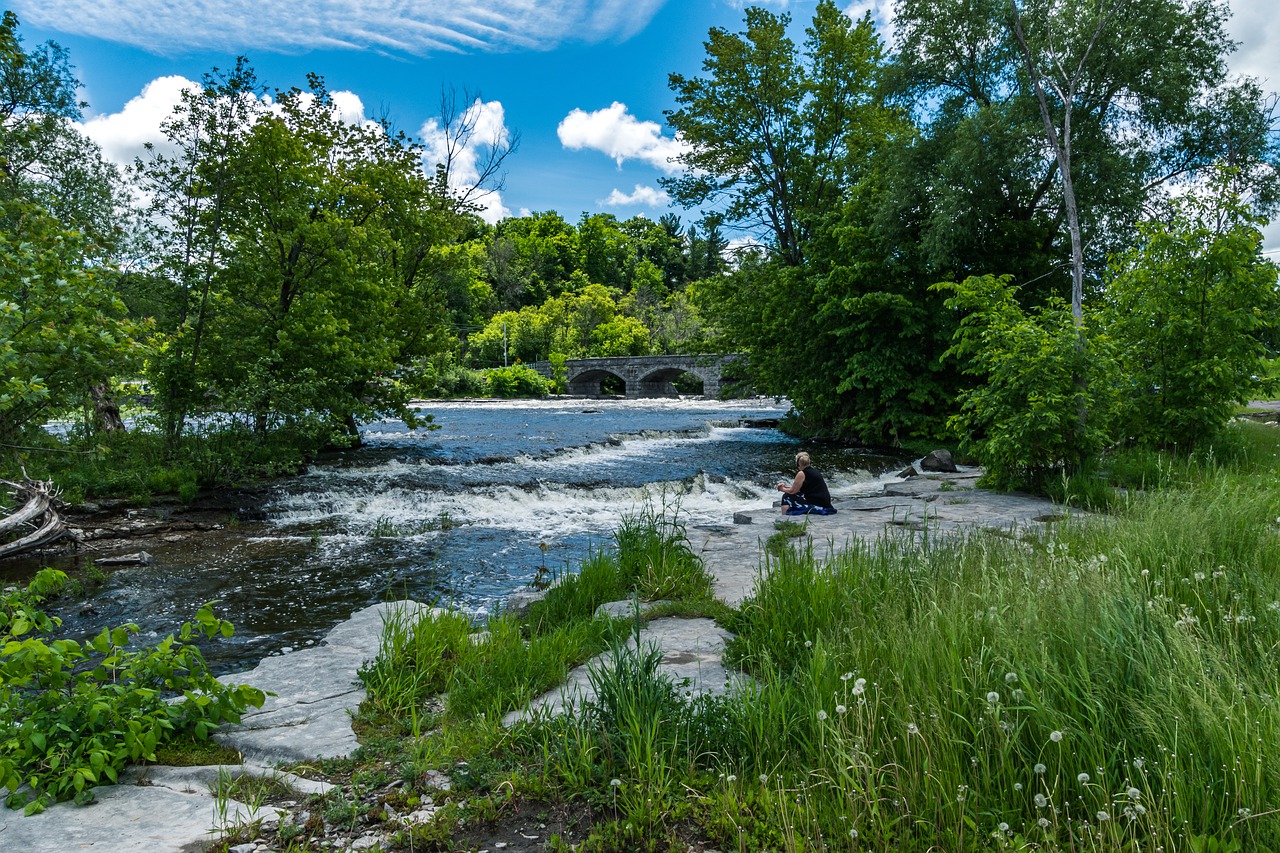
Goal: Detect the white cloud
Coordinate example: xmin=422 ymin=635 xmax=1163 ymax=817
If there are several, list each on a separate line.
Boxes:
xmin=78 ymin=77 xmax=378 ymax=169
xmin=78 ymin=75 xmax=197 ymax=165
xmin=558 ymin=102 xmax=685 ymax=173
xmin=843 ymin=0 xmax=896 ymax=39
xmin=419 ymin=98 xmax=513 ymax=224
xmin=1226 ymin=0 xmax=1280 ymax=89
xmin=601 ymin=184 xmax=670 ymax=207
xmin=12 ymin=0 xmax=668 ymax=55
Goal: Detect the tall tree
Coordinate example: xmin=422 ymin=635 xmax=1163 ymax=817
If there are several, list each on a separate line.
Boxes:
xmin=137 ymin=58 xmax=264 ymax=438
xmin=0 ymin=14 xmax=138 ymax=445
xmin=665 ymin=0 xmax=886 ymax=267
xmin=894 ymin=0 xmax=1280 ymax=299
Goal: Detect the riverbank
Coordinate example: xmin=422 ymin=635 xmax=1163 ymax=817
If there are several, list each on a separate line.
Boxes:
xmin=2 ymin=460 xmax=1085 ymax=852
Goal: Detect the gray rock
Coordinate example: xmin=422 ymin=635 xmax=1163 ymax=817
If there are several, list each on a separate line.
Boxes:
xmin=214 ymin=601 xmax=437 ymax=765
xmin=733 ymin=511 xmax=753 ymax=524
xmin=897 ymin=464 xmax=918 ymax=478
xmin=96 ymin=550 xmax=153 ymax=566
xmin=593 ymin=598 xmax=673 ymax=620
xmin=504 ymin=588 xmax=548 ymax=618
xmin=920 ymin=449 xmax=958 ymax=472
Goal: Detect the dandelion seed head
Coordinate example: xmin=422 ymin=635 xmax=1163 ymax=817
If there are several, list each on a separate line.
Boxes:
xmin=841 ymin=672 xmax=854 ymax=682
xmin=610 ymin=778 xmax=622 ymax=788
xmin=1097 ymin=810 xmax=1110 ymax=821
xmin=1035 ymin=793 xmax=1048 ymax=808
xmin=1038 ymin=817 xmax=1050 ymax=828
xmin=1078 ymin=772 xmax=1091 ymax=784
xmin=1127 ymin=787 xmax=1141 ymax=799
xmin=804 ymin=640 xmax=813 ymax=648
xmin=907 ymin=722 xmax=919 ymax=735
xmin=986 ymin=691 xmax=1001 ymax=705
xmin=759 ymin=774 xmax=768 ymax=784
xmin=1050 ymin=730 xmax=1064 ymax=743
xmin=1034 ymin=763 xmax=1047 ymax=775
xmin=836 ymin=704 xmax=847 ymax=715
xmin=817 ymin=710 xmax=828 ymax=721
xmin=1014 ymin=782 xmax=1023 ymax=791
xmin=853 ymin=678 xmax=867 ymax=695
xmin=1005 ymin=671 xmax=1018 ymax=683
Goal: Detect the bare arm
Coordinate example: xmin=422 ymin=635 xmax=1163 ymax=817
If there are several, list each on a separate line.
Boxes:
xmin=777 ymin=470 xmax=806 ymax=495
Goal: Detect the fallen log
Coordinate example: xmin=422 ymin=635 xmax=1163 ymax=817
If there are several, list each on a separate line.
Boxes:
xmin=0 ymin=478 xmax=67 ymax=560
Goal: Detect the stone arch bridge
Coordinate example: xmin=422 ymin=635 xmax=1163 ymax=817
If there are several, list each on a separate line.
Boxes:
xmin=529 ymin=354 xmax=742 ymax=398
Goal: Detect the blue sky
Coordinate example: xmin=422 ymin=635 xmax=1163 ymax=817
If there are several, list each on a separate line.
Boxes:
xmin=13 ymin=0 xmax=1280 ymax=249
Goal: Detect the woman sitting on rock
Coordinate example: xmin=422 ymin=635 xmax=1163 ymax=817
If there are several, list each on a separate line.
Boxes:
xmin=776 ymin=451 xmax=836 ymax=516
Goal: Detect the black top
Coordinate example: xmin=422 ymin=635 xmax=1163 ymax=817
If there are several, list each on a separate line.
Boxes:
xmin=798 ymin=466 xmax=832 ymax=508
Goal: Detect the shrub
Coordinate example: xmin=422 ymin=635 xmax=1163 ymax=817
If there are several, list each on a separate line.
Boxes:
xmin=0 ymin=570 xmax=265 ymax=814
xmin=484 ymin=363 xmax=550 ymax=398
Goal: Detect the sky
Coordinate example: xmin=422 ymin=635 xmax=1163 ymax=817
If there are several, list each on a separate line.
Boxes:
xmin=12 ymin=0 xmax=1280 ymax=250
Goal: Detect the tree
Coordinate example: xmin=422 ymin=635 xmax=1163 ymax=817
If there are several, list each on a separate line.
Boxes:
xmin=137 ymin=57 xmax=265 ymax=438
xmin=1101 ymin=178 xmax=1280 ymax=451
xmin=934 ymin=274 xmax=1117 ymax=490
xmin=0 ymin=15 xmax=139 ymax=445
xmin=0 ymin=200 xmax=140 ymax=445
xmin=893 ymin=0 xmax=1280 ymax=299
xmin=665 ymin=1 xmax=887 ymax=267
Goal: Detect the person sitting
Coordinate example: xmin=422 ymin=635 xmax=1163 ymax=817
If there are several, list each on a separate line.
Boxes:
xmin=776 ymin=451 xmax=837 ymax=516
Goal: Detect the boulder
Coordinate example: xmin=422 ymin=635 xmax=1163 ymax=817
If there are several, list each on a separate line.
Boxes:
xmin=920 ymin=449 xmax=958 ymax=473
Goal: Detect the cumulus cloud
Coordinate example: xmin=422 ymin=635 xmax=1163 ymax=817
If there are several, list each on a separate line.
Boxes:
xmin=78 ymin=75 xmax=197 ymax=165
xmin=78 ymin=77 xmax=377 ymax=169
xmin=843 ymin=0 xmax=897 ymax=38
xmin=558 ymin=102 xmax=685 ymax=173
xmin=419 ymin=98 xmax=513 ymax=223
xmin=12 ymin=0 xmax=668 ymax=55
xmin=601 ymin=184 xmax=670 ymax=207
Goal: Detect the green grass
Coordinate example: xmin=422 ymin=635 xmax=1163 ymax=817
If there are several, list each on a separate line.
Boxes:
xmin=345 ymin=422 xmax=1280 ymax=851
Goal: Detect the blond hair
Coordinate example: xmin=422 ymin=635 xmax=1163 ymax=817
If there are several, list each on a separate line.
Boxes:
xmin=795 ymin=451 xmax=811 ymax=469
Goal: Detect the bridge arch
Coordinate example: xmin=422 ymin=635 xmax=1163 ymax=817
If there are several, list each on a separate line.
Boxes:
xmin=531 ymin=354 xmax=740 ymax=399
xmin=566 ymin=368 xmax=628 ymax=396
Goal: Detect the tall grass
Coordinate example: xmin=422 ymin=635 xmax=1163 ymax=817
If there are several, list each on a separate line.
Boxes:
xmin=362 ymin=422 xmax=1280 ymax=851
xmin=718 ymin=450 xmax=1280 ymax=849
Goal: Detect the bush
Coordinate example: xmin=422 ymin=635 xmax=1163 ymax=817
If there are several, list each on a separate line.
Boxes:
xmin=0 ymin=570 xmax=264 ymax=814
xmin=934 ymin=274 xmax=1117 ymax=491
xmin=484 ymin=363 xmax=551 ymax=398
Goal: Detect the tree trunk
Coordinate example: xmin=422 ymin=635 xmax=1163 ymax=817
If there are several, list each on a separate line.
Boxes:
xmin=91 ymin=383 xmax=126 ymax=433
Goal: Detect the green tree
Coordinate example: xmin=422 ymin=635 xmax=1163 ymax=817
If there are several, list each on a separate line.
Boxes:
xmin=935 ymin=274 xmax=1117 ymax=490
xmin=1101 ymin=180 xmax=1280 ymax=451
xmin=665 ymin=0 xmax=886 ymax=267
xmin=138 ymin=57 xmax=264 ymax=438
xmin=893 ymin=0 xmax=1279 ymax=296
xmin=0 ymin=15 xmax=139 ymax=445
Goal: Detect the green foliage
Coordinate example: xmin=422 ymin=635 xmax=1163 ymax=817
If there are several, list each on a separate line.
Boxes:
xmin=0 ymin=571 xmax=265 ymax=813
xmin=1101 ymin=182 xmax=1280 ymax=451
xmin=716 ymin=453 xmax=1280 ymax=849
xmin=484 ymin=363 xmax=550 ymax=398
xmin=937 ymin=274 xmax=1116 ymax=490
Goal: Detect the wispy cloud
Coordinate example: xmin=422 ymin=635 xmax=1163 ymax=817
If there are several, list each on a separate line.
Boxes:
xmin=12 ymin=0 xmax=669 ymax=55
xmin=601 ymin=184 xmax=670 ymax=208
xmin=558 ymin=102 xmax=685 ymax=173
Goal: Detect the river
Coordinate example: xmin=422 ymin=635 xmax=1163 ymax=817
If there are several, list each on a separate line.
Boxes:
xmin=18 ymin=399 xmax=906 ymax=674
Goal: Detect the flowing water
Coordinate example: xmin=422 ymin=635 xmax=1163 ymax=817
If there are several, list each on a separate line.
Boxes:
xmin=17 ymin=399 xmax=906 ymax=673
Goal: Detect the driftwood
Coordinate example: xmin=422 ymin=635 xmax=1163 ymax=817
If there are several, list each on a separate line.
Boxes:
xmin=0 ymin=478 xmax=67 ymax=560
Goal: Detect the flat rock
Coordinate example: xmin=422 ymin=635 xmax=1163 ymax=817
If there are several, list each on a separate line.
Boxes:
xmin=502 ymin=617 xmax=746 ymax=726
xmin=214 ymin=600 xmax=438 ymax=765
xmin=0 ymin=764 xmax=310 ymax=853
